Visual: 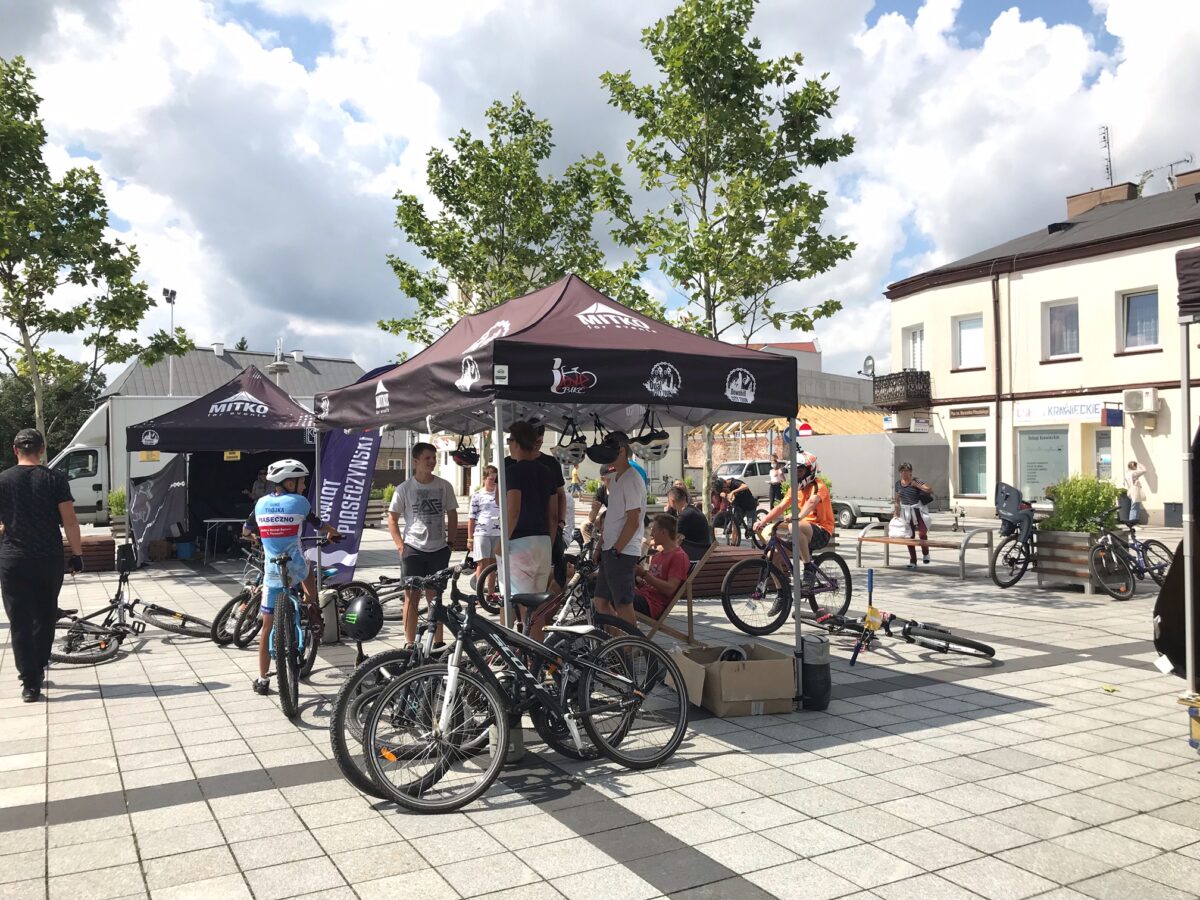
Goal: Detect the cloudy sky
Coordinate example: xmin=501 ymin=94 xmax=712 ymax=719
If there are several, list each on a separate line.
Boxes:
xmin=4 ymin=0 xmax=1198 ymax=378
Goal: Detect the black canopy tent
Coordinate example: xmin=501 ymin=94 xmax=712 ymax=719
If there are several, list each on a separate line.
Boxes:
xmin=126 ymin=366 xmax=319 ymax=554
xmin=315 ymin=275 xmax=813 ymax=705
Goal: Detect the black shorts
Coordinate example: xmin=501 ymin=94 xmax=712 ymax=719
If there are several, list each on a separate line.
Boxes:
xmin=402 ymin=545 xmax=452 ymax=580
xmin=808 ymin=526 xmax=831 ymax=552
xmin=595 ymin=549 xmax=638 ymax=606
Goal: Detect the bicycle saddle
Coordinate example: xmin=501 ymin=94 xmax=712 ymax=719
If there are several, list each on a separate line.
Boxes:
xmin=511 ymin=592 xmax=555 ymax=609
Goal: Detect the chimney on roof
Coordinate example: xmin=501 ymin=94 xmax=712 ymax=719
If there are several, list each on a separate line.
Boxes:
xmin=212 ymin=342 xmax=224 ymax=357
xmin=1066 ymin=182 xmax=1138 ymax=218
xmin=1174 ymin=168 xmax=1200 ymax=190
xmin=291 ymin=349 xmax=304 ymax=363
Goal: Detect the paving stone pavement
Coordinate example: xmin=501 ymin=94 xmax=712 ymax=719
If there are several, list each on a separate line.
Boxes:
xmin=1 ymin=522 xmax=1197 ymax=899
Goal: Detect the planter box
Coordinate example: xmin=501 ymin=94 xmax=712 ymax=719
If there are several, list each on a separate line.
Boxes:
xmin=364 ymin=499 xmax=386 ymax=527
xmin=110 ymin=515 xmax=127 ymax=539
xmin=1036 ymin=530 xmax=1099 ymax=594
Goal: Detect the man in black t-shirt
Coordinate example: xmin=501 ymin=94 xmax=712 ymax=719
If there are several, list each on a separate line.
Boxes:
xmin=0 ymin=429 xmax=84 ymax=702
xmin=504 ymin=421 xmax=556 ymax=604
xmin=667 ymin=486 xmax=711 ymax=561
xmin=717 ymin=477 xmax=758 ymax=537
xmin=531 ymin=423 xmax=569 ymax=588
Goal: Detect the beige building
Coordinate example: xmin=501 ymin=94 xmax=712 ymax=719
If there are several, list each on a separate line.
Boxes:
xmin=882 ymin=173 xmax=1200 ymax=523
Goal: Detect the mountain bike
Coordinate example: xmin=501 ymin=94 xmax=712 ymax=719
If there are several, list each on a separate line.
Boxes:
xmin=51 ymin=545 xmax=213 ymax=665
xmin=990 ymin=482 xmax=1043 ymax=588
xmin=807 ymin=569 xmax=995 ymax=660
xmin=721 ymin=522 xmax=851 ymax=635
xmin=270 ymin=536 xmax=341 ymax=719
xmin=359 ymin=569 xmax=689 ymax=813
xmin=1087 ymin=510 xmax=1174 ymax=600
xmin=468 ymin=530 xmax=587 ymax=615
xmin=211 ymin=544 xmax=264 ymax=645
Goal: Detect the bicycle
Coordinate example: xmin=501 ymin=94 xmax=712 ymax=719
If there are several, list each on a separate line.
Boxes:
xmin=989 ymin=482 xmax=1046 ymax=588
xmin=358 ymin=568 xmax=689 ymax=812
xmin=950 ymin=504 xmax=967 ymax=533
xmin=51 ymin=545 xmax=213 ymax=664
xmin=269 ymin=535 xmax=341 ymax=719
xmin=807 ymin=570 xmax=995 ymax=660
xmin=720 ymin=522 xmax=851 ymax=636
xmin=211 ymin=544 xmax=264 ymax=645
xmin=1087 ymin=509 xmax=1174 ymax=600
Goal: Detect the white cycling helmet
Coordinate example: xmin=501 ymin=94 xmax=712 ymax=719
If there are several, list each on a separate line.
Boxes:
xmin=267 ymin=459 xmax=310 ymax=484
xmin=631 ymin=431 xmax=670 ymax=461
xmin=795 ymin=451 xmax=819 ymax=489
xmin=553 ymin=418 xmax=589 ymax=466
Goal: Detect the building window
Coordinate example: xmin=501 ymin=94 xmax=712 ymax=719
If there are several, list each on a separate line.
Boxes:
xmin=387 ymin=458 xmax=405 ymax=471
xmin=902 ymin=324 xmax=924 ymax=370
xmin=1017 ymin=428 xmax=1069 ymax=501
xmin=953 ymin=315 xmax=984 ymax=369
xmin=1043 ymin=300 xmax=1079 ymax=359
xmin=1122 ymin=290 xmax=1158 ymax=349
xmin=957 ymin=433 xmax=987 ymax=496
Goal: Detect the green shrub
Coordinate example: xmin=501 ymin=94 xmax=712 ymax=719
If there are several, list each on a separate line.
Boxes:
xmin=383 ymin=483 xmax=397 ymax=505
xmin=369 ymin=487 xmax=384 ymax=501
xmin=108 ymin=488 xmax=126 ymax=517
xmin=646 ymin=491 xmax=658 ymax=505
xmin=585 ymin=478 xmax=601 ymax=494
xmin=684 ymin=475 xmax=695 ymax=491
xmin=1037 ymin=475 xmax=1121 ymax=533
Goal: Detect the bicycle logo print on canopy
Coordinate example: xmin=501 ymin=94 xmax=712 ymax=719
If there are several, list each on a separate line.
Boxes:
xmin=550 ymin=357 xmax=598 ymax=394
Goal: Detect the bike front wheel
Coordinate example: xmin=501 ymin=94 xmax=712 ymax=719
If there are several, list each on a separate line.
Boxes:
xmin=1089 ymin=544 xmax=1135 ymax=601
xmin=990 ymin=535 xmax=1031 ymax=588
xmin=721 ymin=558 xmax=790 ymax=635
xmin=905 ymin=624 xmax=995 ymax=658
xmin=233 ymin=590 xmax=262 ymax=647
xmin=578 ymin=636 xmax=688 ymax=771
xmin=1142 ymin=539 xmax=1174 ymax=588
xmin=330 ymin=647 xmax=416 ymax=798
xmin=810 ymin=552 xmax=852 ymax=618
xmin=211 ymin=591 xmax=251 ymax=645
xmin=275 ymin=600 xmax=300 ymax=718
xmin=50 ymin=622 xmax=123 ymax=664
xmin=474 ymin=563 xmax=502 ymax=615
xmin=141 ymin=603 xmax=212 ymax=638
xmin=364 ymin=664 xmax=507 ymax=813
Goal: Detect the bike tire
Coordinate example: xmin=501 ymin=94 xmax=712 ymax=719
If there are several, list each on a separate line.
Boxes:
xmin=579 ymin=636 xmax=688 ymax=771
xmin=721 ymin=558 xmax=790 ymax=636
xmin=810 ymin=552 xmax=852 ymax=618
xmin=275 ymin=600 xmax=300 ymax=718
xmin=990 ymin=535 xmax=1031 ymax=588
xmin=300 ymin=612 xmax=321 ymax=679
xmin=233 ymin=591 xmax=262 ymax=647
xmin=474 ymin=563 xmax=502 ymax=615
xmin=49 ymin=622 xmax=123 ymax=664
xmin=1142 ymin=539 xmax=1173 ymax=588
xmin=364 ymin=664 xmax=508 ymax=812
xmin=141 ymin=603 xmax=213 ymax=638
xmin=723 ymin=517 xmax=741 ymax=547
xmin=530 ymin=631 xmax=608 ymax=761
xmin=905 ymin=624 xmax=995 ymax=659
xmin=1089 ymin=544 xmax=1135 ymax=601
xmin=210 ymin=592 xmax=248 ymax=645
xmin=330 ymin=647 xmax=415 ymax=799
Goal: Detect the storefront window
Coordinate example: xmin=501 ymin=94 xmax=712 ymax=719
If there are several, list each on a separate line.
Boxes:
xmin=1017 ymin=428 xmax=1068 ymax=500
xmin=957 ymin=433 xmax=987 ymax=496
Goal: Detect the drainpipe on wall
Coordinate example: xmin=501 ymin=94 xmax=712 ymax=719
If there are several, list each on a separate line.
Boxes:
xmin=992 ymin=271 xmax=1004 ymax=484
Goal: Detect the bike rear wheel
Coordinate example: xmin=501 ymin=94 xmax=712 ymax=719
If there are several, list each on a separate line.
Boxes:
xmin=141 ymin=603 xmax=212 ymax=638
xmin=275 ymin=600 xmax=300 ymax=718
xmin=364 ymin=664 xmax=507 ymax=813
xmin=300 ymin=611 xmax=321 ymax=679
xmin=474 ymin=563 xmax=502 ymax=615
xmin=578 ymin=636 xmax=688 ymax=771
xmin=990 ymin=535 xmax=1031 ymax=588
xmin=1089 ymin=544 xmax=1135 ymax=601
xmin=905 ymin=624 xmax=995 ymax=658
xmin=721 ymin=558 xmax=790 ymax=635
xmin=211 ymin=592 xmax=249 ymax=645
xmin=50 ymin=622 xmax=123 ymax=664
xmin=531 ymin=630 xmax=609 ymax=761
xmin=233 ymin=591 xmax=262 ymax=647
xmin=330 ymin=647 xmax=416 ymax=798
xmin=810 ymin=552 xmax=852 ymax=617
xmin=1142 ymin=539 xmax=1173 ymax=588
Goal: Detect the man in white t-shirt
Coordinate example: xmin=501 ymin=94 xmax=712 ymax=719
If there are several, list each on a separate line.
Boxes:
xmin=593 ymin=431 xmax=646 ymax=627
xmin=387 ymin=442 xmax=457 ymax=645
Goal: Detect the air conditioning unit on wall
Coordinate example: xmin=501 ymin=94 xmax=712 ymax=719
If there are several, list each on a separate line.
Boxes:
xmin=1123 ymin=388 xmax=1160 ymax=414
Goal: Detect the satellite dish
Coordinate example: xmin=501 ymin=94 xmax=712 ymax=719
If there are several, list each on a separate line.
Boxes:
xmin=861 ymin=355 xmax=876 ymax=378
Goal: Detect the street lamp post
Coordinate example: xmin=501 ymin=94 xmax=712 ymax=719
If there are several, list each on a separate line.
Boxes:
xmin=163 ymin=288 xmax=177 ymax=396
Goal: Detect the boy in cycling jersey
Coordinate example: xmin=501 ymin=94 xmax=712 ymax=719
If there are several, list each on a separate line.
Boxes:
xmin=244 ymin=459 xmax=341 ymax=696
xmin=754 ymin=452 xmax=834 ymax=599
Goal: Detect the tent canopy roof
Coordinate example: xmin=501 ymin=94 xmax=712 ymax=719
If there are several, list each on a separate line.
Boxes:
xmin=315 ymin=275 xmax=798 ymax=434
xmin=126 ymin=366 xmax=317 ymax=453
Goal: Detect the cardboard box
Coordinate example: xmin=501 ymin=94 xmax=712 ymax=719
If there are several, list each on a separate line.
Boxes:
xmin=147 ymin=540 xmax=174 ymax=562
xmin=672 ymin=644 xmax=796 ymax=717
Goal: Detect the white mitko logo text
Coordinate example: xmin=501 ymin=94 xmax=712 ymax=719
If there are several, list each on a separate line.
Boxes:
xmin=209 ymin=391 xmax=269 ymax=416
xmin=575 ymin=302 xmax=653 ymax=331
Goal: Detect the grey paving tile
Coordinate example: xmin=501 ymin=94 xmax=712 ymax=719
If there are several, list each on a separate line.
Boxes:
xmin=938 ymin=856 xmax=1056 ymax=899
xmin=1072 ymin=868 xmax=1193 ymax=900
xmin=47 ymin=862 xmax=145 ymax=900
xmin=438 ymin=851 xmax=541 ymax=897
xmin=931 ymin=817 xmax=1038 ymax=854
xmin=353 ymin=868 xmax=459 ymax=900
xmin=1051 ymin=826 xmax=1160 ymax=868
xmin=552 ymin=862 xmax=660 ymax=900
xmin=693 ymin=832 xmax=797 ymax=874
xmin=231 ymin=829 xmax=323 ymax=870
xmin=244 ymin=856 xmax=348 ymax=900
xmin=1128 ymin=851 xmax=1200 ymax=894
xmin=330 ymin=841 xmax=425 ymax=883
xmin=997 ymin=840 xmax=1114 ymax=883
xmin=819 ymin=843 xmax=925 ymax=888
xmin=745 ymin=858 xmax=859 ymax=900
xmin=760 ymin=818 xmax=861 ymax=857
xmin=0 ymin=849 xmax=45 ymax=885
xmin=873 ymin=872 xmax=985 ymax=899
xmin=411 ymin=826 xmax=506 ymax=866
xmin=875 ymin=829 xmax=982 ymax=870
xmin=821 ymin=807 xmax=921 ymax=842
xmin=716 ymin=796 xmax=806 ymax=830
xmin=523 ymin=836 xmax=617 ymax=880
xmin=47 ymin=834 xmax=138 ymax=877
xmin=1102 ymin=813 xmax=1200 ymax=850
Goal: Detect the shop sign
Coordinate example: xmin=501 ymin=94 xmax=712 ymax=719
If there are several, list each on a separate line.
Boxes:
xmin=224 ymin=450 xmax=242 ymax=461
xmin=949 ymin=406 xmax=989 ymax=419
xmin=139 ymin=450 xmax=160 ymax=462
xmin=911 ymin=417 xmax=930 ymax=433
xmin=1013 ymin=395 xmax=1120 ymax=425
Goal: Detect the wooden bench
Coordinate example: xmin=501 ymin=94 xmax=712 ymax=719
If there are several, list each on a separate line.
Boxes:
xmin=62 ymin=534 xmax=115 ymax=573
xmin=855 ymin=521 xmax=994 ymax=580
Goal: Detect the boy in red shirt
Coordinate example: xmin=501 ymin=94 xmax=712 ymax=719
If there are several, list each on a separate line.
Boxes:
xmin=634 ymin=514 xmax=691 ymax=618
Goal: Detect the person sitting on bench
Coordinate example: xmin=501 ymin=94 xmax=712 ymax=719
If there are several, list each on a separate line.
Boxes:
xmin=633 ymin=514 xmax=690 ymax=619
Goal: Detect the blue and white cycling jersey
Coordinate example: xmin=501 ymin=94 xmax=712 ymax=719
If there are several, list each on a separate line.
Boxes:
xmin=247 ymin=492 xmax=314 ymax=591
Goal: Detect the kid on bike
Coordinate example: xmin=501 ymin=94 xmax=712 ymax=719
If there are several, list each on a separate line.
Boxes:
xmin=754 ymin=452 xmax=834 ymax=598
xmin=244 ymin=459 xmax=341 ymax=696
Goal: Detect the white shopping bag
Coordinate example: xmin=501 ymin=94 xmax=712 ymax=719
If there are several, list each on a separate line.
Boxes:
xmin=887 ymin=516 xmax=910 ymax=538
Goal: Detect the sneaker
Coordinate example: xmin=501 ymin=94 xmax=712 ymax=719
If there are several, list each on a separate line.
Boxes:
xmin=922 ymin=557 xmax=931 ymax=565
xmin=906 ymin=562 xmax=918 ymax=570
xmin=801 ymin=565 xmax=817 ymax=592
xmin=769 ymin=588 xmax=793 ymax=617
xmin=21 ymin=685 xmax=39 ymax=703
xmin=252 ymin=678 xmax=270 ymax=696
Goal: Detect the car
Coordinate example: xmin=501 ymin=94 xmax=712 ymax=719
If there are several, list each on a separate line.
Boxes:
xmin=713 ymin=460 xmax=774 ymax=501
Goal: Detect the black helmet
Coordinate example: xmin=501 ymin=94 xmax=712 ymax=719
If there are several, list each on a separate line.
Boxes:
xmin=451 ymin=447 xmax=480 ymax=467
xmin=340 ymin=593 xmax=383 ymax=642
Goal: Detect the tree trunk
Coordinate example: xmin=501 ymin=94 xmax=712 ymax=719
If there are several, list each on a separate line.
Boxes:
xmin=17 ymin=323 xmax=47 ymax=458
xmin=703 ymin=426 xmax=714 ymax=516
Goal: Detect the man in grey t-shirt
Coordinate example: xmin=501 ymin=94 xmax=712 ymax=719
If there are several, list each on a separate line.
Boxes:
xmin=593 ymin=432 xmax=646 ymax=627
xmin=387 ymin=442 xmax=457 ymax=645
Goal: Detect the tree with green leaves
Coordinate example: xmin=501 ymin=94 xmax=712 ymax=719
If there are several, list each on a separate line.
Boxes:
xmin=602 ymin=0 xmax=856 ymax=502
xmin=380 ymin=94 xmax=659 ymax=346
xmin=0 ymin=56 xmax=191 ymax=451
xmin=234 ymin=336 xmax=249 ymax=351
xmin=0 ymin=359 xmax=105 ymax=471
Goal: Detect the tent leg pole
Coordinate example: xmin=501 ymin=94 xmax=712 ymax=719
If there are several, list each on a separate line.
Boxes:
xmin=315 ymin=433 xmax=323 ymax=595
xmin=789 ymin=419 xmax=803 ymax=711
xmin=492 ymin=399 xmax=523 ymax=761
xmin=1182 ymin=323 xmax=1197 ymax=698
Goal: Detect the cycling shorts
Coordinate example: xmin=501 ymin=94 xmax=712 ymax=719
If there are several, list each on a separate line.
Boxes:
xmin=261 ymin=555 xmax=310 ymax=614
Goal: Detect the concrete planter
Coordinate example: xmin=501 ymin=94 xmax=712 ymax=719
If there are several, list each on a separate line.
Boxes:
xmin=111 ymin=515 xmax=127 ymax=539
xmin=1036 ymin=530 xmax=1099 ymax=594
xmin=364 ymin=499 xmax=387 ymax=527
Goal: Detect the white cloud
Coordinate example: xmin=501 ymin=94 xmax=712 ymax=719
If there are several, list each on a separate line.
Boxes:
xmin=3 ymin=0 xmax=1198 ymax=388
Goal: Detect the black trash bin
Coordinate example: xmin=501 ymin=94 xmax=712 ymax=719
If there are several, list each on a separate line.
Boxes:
xmin=1164 ymin=502 xmax=1183 ymax=528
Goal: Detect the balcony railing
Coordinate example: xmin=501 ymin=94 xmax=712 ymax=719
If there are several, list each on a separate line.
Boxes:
xmin=873 ymin=370 xmax=931 ymax=410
